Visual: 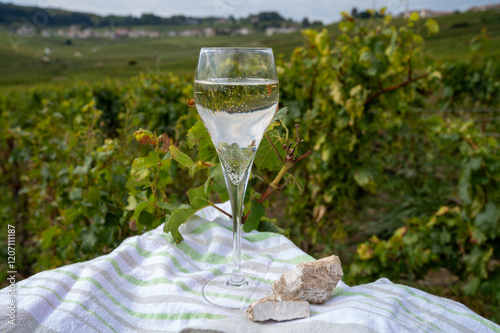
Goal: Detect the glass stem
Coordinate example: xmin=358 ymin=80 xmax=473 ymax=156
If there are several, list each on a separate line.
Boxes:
xmin=224 ymin=168 xmax=251 ymax=287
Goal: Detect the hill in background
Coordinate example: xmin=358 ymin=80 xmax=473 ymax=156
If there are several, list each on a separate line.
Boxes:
xmin=0 ymin=2 xmax=318 ymax=32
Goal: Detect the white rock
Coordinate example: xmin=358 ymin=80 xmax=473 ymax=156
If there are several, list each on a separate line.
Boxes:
xmin=272 ymin=255 xmax=343 ymax=304
xmin=246 ymin=294 xmax=310 ymax=322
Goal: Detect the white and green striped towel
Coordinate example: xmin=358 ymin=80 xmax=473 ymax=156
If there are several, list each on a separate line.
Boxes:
xmin=1 ymin=203 xmax=499 ymax=332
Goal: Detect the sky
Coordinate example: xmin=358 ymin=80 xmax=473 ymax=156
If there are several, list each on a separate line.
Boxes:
xmin=3 ymin=0 xmax=499 ymax=24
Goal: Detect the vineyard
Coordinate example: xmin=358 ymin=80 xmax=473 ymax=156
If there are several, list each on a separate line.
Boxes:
xmin=1 ymin=12 xmax=500 ymax=322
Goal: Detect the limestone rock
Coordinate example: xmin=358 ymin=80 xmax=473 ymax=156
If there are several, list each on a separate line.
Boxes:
xmin=246 ymin=294 xmax=310 ymax=322
xmin=272 ymin=255 xmax=343 ymax=304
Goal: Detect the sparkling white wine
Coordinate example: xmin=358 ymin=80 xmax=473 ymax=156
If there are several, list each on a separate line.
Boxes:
xmin=194 ymin=78 xmax=279 ymax=185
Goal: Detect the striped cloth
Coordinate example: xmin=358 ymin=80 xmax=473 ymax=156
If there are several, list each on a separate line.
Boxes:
xmin=1 ymin=203 xmax=499 ymax=333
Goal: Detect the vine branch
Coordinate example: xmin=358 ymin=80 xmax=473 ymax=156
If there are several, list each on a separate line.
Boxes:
xmin=364 ymin=73 xmax=429 ymax=106
xmin=242 ymin=124 xmax=311 ymax=224
xmin=462 ymin=136 xmax=478 ymax=151
xmin=210 ymin=203 xmax=232 ymax=219
xmin=293 ymin=150 xmax=313 ymax=165
xmin=266 ymin=132 xmax=284 ymax=164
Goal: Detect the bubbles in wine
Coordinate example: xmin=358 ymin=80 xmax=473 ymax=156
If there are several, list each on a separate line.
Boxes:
xmin=194 ymin=78 xmax=279 ymax=185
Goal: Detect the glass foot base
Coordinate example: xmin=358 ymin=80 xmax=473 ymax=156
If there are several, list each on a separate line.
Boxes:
xmin=202 ymin=273 xmax=272 ymax=310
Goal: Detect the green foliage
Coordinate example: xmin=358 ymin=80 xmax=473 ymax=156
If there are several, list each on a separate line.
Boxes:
xmin=276 ymin=12 xmax=442 ymax=252
xmin=125 ymin=108 xmax=304 ymax=243
xmin=350 ymin=117 xmax=500 ymax=296
xmin=254 ymin=129 xmax=286 ymax=171
xmin=243 ymin=200 xmax=266 ymax=233
xmin=0 ymin=73 xmax=195 ymax=278
xmin=272 ymin=12 xmax=500 ymax=313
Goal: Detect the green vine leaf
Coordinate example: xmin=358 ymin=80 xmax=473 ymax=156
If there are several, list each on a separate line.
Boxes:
xmin=353 ymin=168 xmax=377 ymax=193
xmin=189 ymin=161 xmax=215 ymax=177
xmin=474 ymin=201 xmax=500 ymax=237
xmin=133 ymin=201 xmax=161 ymax=230
xmin=170 ymin=145 xmax=195 ymax=168
xmin=258 ymin=216 xmax=287 ymax=235
xmin=187 ymin=121 xmax=209 ymax=149
xmin=129 ymin=158 xmax=151 ymax=182
xmin=164 ymin=206 xmax=200 ymax=242
xmin=198 ymin=139 xmax=218 ymax=162
xmin=80 ymin=227 xmax=98 ymax=252
xmin=208 ymin=165 xmax=229 ymax=202
xmin=254 ymin=129 xmax=285 ymax=171
xmin=157 ymin=200 xmax=182 ymax=213
xmin=158 ymin=160 xmax=174 ymax=188
xmin=271 ymin=107 xmax=288 ymax=123
xmin=187 ymin=186 xmax=211 ymax=209
xmin=285 ymin=173 xmax=304 ymax=194
xmin=243 ymin=199 xmax=265 ymax=233
xmin=187 ymin=121 xmax=217 ymax=162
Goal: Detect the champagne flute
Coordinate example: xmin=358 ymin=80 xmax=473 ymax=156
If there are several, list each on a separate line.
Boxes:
xmin=193 ymin=47 xmax=279 ymax=309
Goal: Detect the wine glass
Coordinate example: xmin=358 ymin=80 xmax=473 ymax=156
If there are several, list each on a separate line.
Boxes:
xmin=193 ymin=47 xmax=279 ymax=309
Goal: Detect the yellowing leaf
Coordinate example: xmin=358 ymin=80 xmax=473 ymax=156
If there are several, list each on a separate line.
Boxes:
xmin=125 ymin=196 xmax=138 ymax=211
xmin=81 ymin=99 xmax=96 ymax=112
xmin=353 ymin=169 xmax=376 ymax=193
xmin=133 ymin=129 xmax=156 ymax=146
xmin=349 ymin=85 xmax=364 ymax=97
xmin=357 ymin=243 xmax=374 ymax=260
xmin=426 ymin=216 xmax=437 ymax=228
xmin=425 ymin=18 xmax=439 ymax=36
xmin=330 ymin=81 xmax=344 ymax=106
xmin=436 ymin=206 xmax=450 ymax=216
xmin=429 ymin=71 xmax=442 ymax=80
xmin=413 ymin=34 xmax=423 ymax=45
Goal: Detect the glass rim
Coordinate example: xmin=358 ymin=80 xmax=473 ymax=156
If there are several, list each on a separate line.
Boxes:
xmin=200 ymin=47 xmax=273 ymax=52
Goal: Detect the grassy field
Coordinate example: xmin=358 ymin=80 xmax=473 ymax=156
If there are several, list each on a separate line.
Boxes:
xmin=0 ymin=26 xmax=302 ymax=86
xmin=1 ymin=8 xmax=499 ymax=86
xmin=423 ymin=9 xmax=500 ymax=60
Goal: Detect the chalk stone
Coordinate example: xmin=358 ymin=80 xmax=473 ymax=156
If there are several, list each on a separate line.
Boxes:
xmin=272 ymin=255 xmax=343 ymax=304
xmin=246 ymin=294 xmax=310 ymax=322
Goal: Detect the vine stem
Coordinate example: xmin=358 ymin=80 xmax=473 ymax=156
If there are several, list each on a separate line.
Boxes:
xmin=241 ymin=164 xmax=290 ymax=225
xmin=293 ymin=150 xmax=313 ymax=166
xmin=269 ymin=163 xmax=292 ymax=190
xmin=152 ymin=131 xmax=161 ymax=209
xmin=242 ymin=148 xmax=312 ymax=224
xmin=462 ymin=136 xmax=478 ymax=151
xmin=364 ymin=73 xmax=429 ymax=106
xmin=209 ymin=203 xmax=232 ymax=219
xmin=266 ymin=132 xmax=284 ymax=163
